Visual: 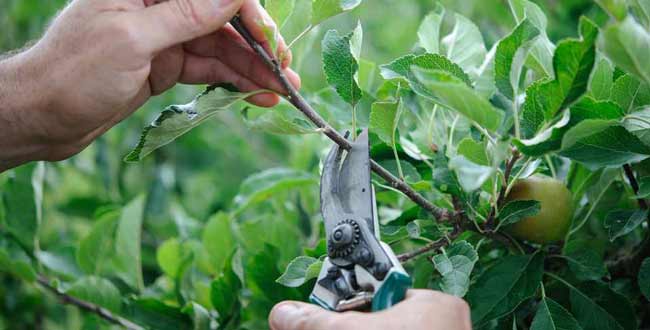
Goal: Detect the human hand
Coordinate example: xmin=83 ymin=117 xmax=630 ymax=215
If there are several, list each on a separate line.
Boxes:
xmin=0 ymin=0 xmax=299 ymax=169
xmin=268 ymin=290 xmax=472 ymax=330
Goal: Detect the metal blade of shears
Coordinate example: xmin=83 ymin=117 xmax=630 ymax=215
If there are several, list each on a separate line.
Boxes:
xmin=320 ymin=130 xmax=374 ymax=236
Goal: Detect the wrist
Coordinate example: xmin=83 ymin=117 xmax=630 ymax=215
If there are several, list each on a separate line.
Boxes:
xmin=0 ymin=49 xmax=57 ymax=170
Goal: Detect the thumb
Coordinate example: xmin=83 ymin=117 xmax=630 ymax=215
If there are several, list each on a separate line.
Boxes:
xmin=132 ymin=0 xmax=244 ymax=54
xmin=269 ymin=301 xmax=348 ymax=330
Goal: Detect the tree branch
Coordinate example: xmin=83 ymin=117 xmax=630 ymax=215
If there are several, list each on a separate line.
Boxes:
xmin=37 ymin=276 xmax=143 ymax=330
xmin=229 ymin=16 xmax=451 ymax=222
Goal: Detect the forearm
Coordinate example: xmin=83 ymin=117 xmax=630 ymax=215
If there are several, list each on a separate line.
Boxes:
xmin=0 ymin=50 xmax=53 ymax=171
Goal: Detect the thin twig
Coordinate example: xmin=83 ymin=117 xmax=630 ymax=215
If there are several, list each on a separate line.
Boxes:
xmin=37 ymin=276 xmax=143 ymax=330
xmin=398 ymin=196 xmax=466 ymax=262
xmin=623 ymin=164 xmax=648 ymax=210
xmin=485 ymin=150 xmax=521 ymax=229
xmin=229 ymin=16 xmax=451 ymax=221
xmin=609 ymin=165 xmax=650 ymax=277
xmin=397 ymin=232 xmax=459 ymax=262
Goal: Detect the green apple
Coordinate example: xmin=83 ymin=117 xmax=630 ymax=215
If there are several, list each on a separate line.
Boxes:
xmin=504 ymin=175 xmax=573 ymax=244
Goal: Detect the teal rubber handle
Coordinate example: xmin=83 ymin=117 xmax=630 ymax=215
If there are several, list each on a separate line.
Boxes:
xmin=309 ymin=271 xmax=412 ymax=312
xmin=371 ymin=271 xmax=412 ymax=312
xmin=309 ymin=294 xmax=334 ymax=311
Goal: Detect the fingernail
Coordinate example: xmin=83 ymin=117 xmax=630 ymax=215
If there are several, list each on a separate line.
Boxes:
xmin=269 ymin=302 xmax=300 ymax=329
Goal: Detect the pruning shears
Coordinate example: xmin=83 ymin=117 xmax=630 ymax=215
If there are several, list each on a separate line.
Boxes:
xmin=310 ymin=129 xmax=411 ymax=312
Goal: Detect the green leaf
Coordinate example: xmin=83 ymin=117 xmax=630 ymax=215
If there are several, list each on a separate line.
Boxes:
xmin=1 ymin=162 xmax=44 ymax=251
xmin=124 ymin=298 xmax=192 ymax=330
xmin=639 ymin=258 xmax=650 ymax=300
xmin=417 ymin=4 xmax=445 ymax=55
xmin=125 ymin=86 xmax=257 ymax=162
xmin=441 ymin=12 xmax=487 ymax=76
xmin=369 ymin=101 xmax=399 ymax=145
xmin=432 ymin=241 xmax=478 ymax=297
xmin=303 ymin=239 xmax=327 ymax=258
xmin=508 ymin=0 xmax=555 ymax=77
xmin=281 ymin=0 xmax=313 ymax=42
xmin=306 ymin=260 xmax=323 ymax=280
xmin=380 ymin=226 xmax=409 ymax=244
xmin=406 ymin=220 xmax=445 ymax=241
xmin=611 ymin=74 xmax=650 ymax=113
xmin=515 ymin=97 xmax=624 ymax=157
xmin=498 ymin=200 xmax=541 ymax=227
xmin=258 ymin=20 xmax=281 ymax=58
xmin=245 ymin=103 xmax=317 ymax=135
xmin=588 ymin=57 xmax=614 ymax=101
xmin=495 ymin=19 xmax=540 ymax=100
xmin=600 ymin=16 xmax=650 ymax=85
xmin=202 ymin=212 xmax=236 ymax=274
xmin=312 ymin=0 xmax=361 ymax=25
xmin=36 ymin=249 xmax=82 ymax=280
xmin=322 ymin=28 xmax=362 ymax=107
xmin=638 ymin=177 xmax=650 ymax=198
xmin=234 ymin=168 xmax=318 ymax=212
xmin=157 ymin=238 xmax=192 ymax=279
xmin=457 ymin=138 xmax=489 ymax=165
xmin=475 ymin=46 xmax=497 ymax=98
xmin=568 ymin=281 xmax=637 ymax=330
xmin=623 ymin=107 xmax=650 ymax=146
xmin=411 ymin=68 xmax=504 ymax=132
xmin=467 ymin=252 xmax=544 ymax=326
xmin=112 ymin=195 xmax=145 ymax=291
xmin=521 ymin=17 xmax=598 ymax=138
xmin=377 ymin=159 xmax=421 ymax=184
xmin=265 ymin=0 xmax=296 ymax=29
xmin=181 ymin=302 xmax=213 ymax=330
xmin=211 ymin=253 xmax=242 ymax=325
xmin=603 ymin=209 xmax=649 ymax=241
xmin=245 ymin=244 xmax=300 ymax=304
xmin=629 ymin=0 xmax=650 ymax=29
xmin=0 ymin=239 xmax=36 ymax=282
xmin=276 ymin=256 xmax=319 ymax=287
xmin=380 ymin=53 xmax=472 ymax=87
xmin=531 ymin=297 xmax=583 ymax=330
xmin=595 ymin=0 xmax=628 ymax=20
xmin=449 ymin=155 xmax=494 ymax=192
xmin=564 ymin=240 xmax=608 ymax=281
xmin=77 ymin=210 xmax=118 ymax=275
xmin=66 ymin=276 xmax=122 ymax=313
xmin=559 ymin=119 xmax=650 ymax=168
xmin=358 ymin=58 xmax=378 ymax=93
xmin=567 ymin=250 xmax=608 ymax=282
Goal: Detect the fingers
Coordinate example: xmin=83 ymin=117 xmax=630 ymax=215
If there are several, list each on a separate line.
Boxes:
xmin=269 ymin=301 xmax=354 ymax=330
xmin=184 ymin=26 xmax=301 ymax=93
xmin=130 ymin=0 xmax=244 ymax=54
xmin=239 ymin=0 xmax=291 ymax=68
xmin=148 ymin=45 xmax=185 ymax=95
xmin=180 ymin=53 xmax=279 ymax=107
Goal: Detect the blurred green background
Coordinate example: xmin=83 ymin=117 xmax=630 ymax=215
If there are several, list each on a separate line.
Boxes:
xmin=0 ymin=0 xmax=600 ymax=329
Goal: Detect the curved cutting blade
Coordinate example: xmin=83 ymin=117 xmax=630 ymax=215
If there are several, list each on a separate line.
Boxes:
xmin=319 ymin=130 xmax=374 ymax=235
xmin=338 ymin=130 xmax=373 ymax=232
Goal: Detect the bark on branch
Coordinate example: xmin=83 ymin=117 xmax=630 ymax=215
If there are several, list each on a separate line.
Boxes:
xmin=37 ymin=276 xmax=143 ymax=330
